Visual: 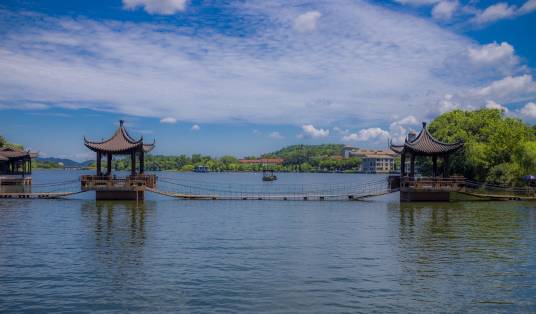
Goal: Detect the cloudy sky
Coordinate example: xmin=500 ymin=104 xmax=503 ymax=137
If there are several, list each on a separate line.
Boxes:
xmin=0 ymin=0 xmax=535 ymax=160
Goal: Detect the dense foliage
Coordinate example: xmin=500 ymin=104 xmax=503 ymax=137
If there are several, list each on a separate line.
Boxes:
xmin=428 ymin=109 xmax=536 ymax=185
xmin=263 ymin=144 xmax=361 ymax=171
xmin=103 ymin=144 xmax=361 ymax=172
xmin=0 ymin=135 xmax=23 ymax=150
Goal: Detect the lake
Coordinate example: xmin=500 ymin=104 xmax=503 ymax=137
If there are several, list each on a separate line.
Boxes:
xmin=1 ymin=170 xmax=535 ymax=312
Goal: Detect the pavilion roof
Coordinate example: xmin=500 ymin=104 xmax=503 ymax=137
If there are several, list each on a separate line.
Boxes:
xmin=84 ymin=120 xmax=155 ymax=154
xmin=390 ymin=122 xmax=463 ymax=155
xmin=0 ymin=147 xmax=36 ymax=160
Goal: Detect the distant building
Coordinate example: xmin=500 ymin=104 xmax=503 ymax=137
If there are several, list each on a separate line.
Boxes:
xmin=342 ymin=146 xmax=397 ymax=173
xmin=239 ymin=158 xmax=284 ymax=165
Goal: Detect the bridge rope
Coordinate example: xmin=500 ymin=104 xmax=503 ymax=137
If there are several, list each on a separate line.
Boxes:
xmin=151 ymin=176 xmax=395 ymax=201
xmin=5 ymin=175 xmax=535 ymax=201
xmin=460 ymin=179 xmax=536 ymax=199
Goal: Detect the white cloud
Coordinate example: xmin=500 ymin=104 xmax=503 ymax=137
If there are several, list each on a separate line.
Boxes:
xmin=191 ymin=124 xmax=200 ymax=131
xmin=519 ymin=0 xmax=536 ymax=14
xmin=333 ymin=126 xmax=349 ymax=135
xmin=485 ymin=100 xmax=508 ymax=113
xmin=468 ymin=42 xmax=516 ymax=64
xmin=432 ymin=1 xmax=458 ymax=19
xmin=520 ymin=102 xmax=536 ymax=118
xmin=389 ymin=115 xmax=419 ymax=142
xmin=474 ymin=75 xmax=536 ymax=100
xmin=394 ymin=0 xmax=439 ymax=5
xmin=302 ymin=124 xmax=329 ymax=138
xmin=293 ymin=11 xmax=322 ymax=33
xmin=0 ymin=1 xmax=532 ymax=127
xmin=436 ymin=94 xmax=461 ymax=113
xmin=0 ymin=102 xmax=49 ymax=110
xmin=391 ymin=115 xmax=418 ymax=127
xmin=342 ymin=128 xmax=390 ymax=142
xmin=471 ymin=0 xmax=536 ymax=25
xmin=268 ymin=131 xmax=283 ymax=139
xmin=473 ymin=3 xmax=517 ymax=24
xmin=160 ymin=117 xmax=177 ymax=124
xmin=122 ymin=0 xmax=187 ymax=15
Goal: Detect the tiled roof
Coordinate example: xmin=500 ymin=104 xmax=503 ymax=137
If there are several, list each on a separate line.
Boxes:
xmin=84 ymin=120 xmax=155 ymax=153
xmin=390 ymin=122 xmax=463 ymax=155
xmin=0 ymin=147 xmax=35 ymax=160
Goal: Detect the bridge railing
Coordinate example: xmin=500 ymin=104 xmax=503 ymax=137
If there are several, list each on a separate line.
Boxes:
xmin=462 ymin=179 xmax=536 ymax=197
xmin=155 ymin=176 xmax=392 ymax=200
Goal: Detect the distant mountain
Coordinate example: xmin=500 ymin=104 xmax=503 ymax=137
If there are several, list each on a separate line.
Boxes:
xmin=36 ymin=157 xmax=91 ymax=167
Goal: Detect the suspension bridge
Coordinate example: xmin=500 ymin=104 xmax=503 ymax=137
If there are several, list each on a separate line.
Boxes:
xmin=0 ymin=176 xmax=397 ymax=201
xmin=1 ymin=176 xmax=536 ymax=201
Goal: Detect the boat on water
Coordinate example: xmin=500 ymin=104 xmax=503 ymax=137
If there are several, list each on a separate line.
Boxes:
xmin=262 ymin=169 xmax=277 ymax=181
xmin=194 ymin=165 xmax=209 ymax=173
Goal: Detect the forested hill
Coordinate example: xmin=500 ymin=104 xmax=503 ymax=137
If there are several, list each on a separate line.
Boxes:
xmin=262 ymin=144 xmax=345 ymax=163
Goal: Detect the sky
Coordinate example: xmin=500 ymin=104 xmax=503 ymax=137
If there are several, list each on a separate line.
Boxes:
xmin=0 ymin=0 xmax=535 ymax=160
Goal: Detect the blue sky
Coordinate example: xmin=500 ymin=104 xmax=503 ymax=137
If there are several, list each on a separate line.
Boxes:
xmin=0 ymin=0 xmax=535 ymax=160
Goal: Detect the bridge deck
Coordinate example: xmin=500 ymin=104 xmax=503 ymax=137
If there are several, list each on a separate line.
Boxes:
xmin=145 ymin=187 xmax=395 ymax=201
xmin=456 ymin=190 xmax=536 ymax=201
xmin=0 ymin=191 xmax=84 ymax=199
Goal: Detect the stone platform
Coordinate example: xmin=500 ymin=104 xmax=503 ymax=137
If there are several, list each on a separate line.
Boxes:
xmin=399 ymin=176 xmax=464 ymax=202
xmin=81 ymin=175 xmax=157 ymax=201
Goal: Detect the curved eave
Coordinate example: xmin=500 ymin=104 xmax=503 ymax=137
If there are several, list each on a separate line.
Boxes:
xmin=84 ymin=141 xmax=144 ymax=154
xmin=403 ymin=142 xmax=464 ymax=155
xmin=143 ymin=144 xmax=155 ymax=153
xmin=82 ymin=126 xmax=143 ymax=146
xmin=389 ymin=142 xmax=405 ymax=154
xmin=120 ymin=126 xmax=142 ymax=144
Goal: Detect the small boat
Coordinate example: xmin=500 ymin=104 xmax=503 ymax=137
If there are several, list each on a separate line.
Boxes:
xmin=262 ymin=169 xmax=277 ymax=181
xmin=194 ymin=165 xmax=209 ymax=173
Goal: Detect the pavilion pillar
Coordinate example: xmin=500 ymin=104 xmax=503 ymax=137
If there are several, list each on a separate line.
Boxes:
xmin=131 ymin=152 xmax=136 ymax=176
xmin=443 ymin=155 xmax=449 ymax=178
xmin=139 ymin=149 xmax=145 ymax=174
xmin=400 ymin=153 xmax=406 ymax=177
xmin=432 ymin=155 xmax=437 ymax=177
xmin=96 ymin=152 xmax=102 ymax=176
xmin=29 ymin=158 xmax=32 ymax=174
xmin=410 ymin=153 xmax=415 ymax=178
xmin=107 ymin=153 xmax=112 ymax=175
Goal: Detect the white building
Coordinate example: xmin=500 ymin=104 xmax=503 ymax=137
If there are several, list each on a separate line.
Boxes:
xmin=342 ymin=146 xmax=397 ymax=173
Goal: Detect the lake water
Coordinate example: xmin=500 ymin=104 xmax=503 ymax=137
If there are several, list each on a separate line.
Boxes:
xmin=1 ymin=171 xmax=535 ymax=312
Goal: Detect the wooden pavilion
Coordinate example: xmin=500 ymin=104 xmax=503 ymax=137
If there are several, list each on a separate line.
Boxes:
xmin=0 ymin=147 xmax=37 ymax=185
xmin=81 ymin=120 xmax=157 ymax=200
xmin=390 ymin=122 xmax=464 ymax=201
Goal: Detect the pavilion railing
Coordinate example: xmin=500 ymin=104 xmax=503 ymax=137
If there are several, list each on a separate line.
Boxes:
xmin=401 ymin=176 xmax=465 ymax=191
xmin=80 ymin=174 xmax=157 ymax=190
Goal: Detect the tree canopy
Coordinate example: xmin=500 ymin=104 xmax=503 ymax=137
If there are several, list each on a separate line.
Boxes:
xmin=102 ymin=144 xmax=361 ymax=173
xmin=428 ymin=108 xmax=536 ymax=185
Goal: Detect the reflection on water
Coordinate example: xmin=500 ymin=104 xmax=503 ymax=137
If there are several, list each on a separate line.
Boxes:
xmin=80 ymin=201 xmax=150 ymax=274
xmin=0 ymin=172 xmax=535 ymax=312
xmin=0 ymin=184 xmax=31 ymax=193
xmin=393 ymin=202 xmax=535 ymax=310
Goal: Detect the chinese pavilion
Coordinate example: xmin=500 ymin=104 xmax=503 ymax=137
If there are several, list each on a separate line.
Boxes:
xmin=81 ymin=120 xmax=157 ymax=200
xmin=390 ymin=122 xmax=464 ymax=201
xmin=0 ymin=147 xmax=37 ymax=185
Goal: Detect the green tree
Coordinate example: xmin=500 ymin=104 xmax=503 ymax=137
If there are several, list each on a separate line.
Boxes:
xmin=429 ymin=108 xmax=534 ymax=184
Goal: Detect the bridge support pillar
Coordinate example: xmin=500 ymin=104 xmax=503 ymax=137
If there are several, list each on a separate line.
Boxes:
xmin=96 ymin=190 xmax=144 ymax=201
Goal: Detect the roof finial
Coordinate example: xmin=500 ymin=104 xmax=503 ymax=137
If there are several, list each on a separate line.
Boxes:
xmin=422 ymin=121 xmax=427 ymax=128
xmin=120 ymin=120 xmax=124 ymax=127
